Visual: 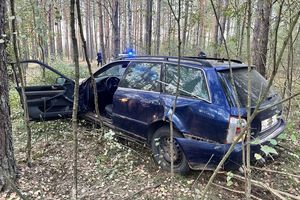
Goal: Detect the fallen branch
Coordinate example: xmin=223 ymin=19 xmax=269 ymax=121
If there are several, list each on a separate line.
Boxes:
xmin=192 ymin=154 xmax=214 ymax=188
xmin=232 ymin=173 xmax=300 ymax=200
xmin=212 ymin=183 xmax=263 ymax=200
xmin=251 ymin=166 xmax=300 ymax=179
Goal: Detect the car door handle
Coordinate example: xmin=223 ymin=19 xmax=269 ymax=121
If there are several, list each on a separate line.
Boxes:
xmin=149 ymin=100 xmax=159 ymax=104
xmin=119 ymin=98 xmax=129 ymax=103
xmin=52 ymin=86 xmax=59 ymax=90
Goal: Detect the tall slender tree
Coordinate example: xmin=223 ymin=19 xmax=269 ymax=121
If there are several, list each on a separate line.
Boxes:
xmin=252 ymin=0 xmax=272 ymax=77
xmin=127 ymin=0 xmax=133 ymax=49
xmin=70 ymin=0 xmax=80 ymax=198
xmin=155 ymin=0 xmax=161 ymax=55
xmin=98 ymin=0 xmax=106 ymax=64
xmin=0 ymin=0 xmax=16 ymax=190
xmin=112 ymin=0 xmax=120 ymax=58
xmin=182 ymin=0 xmax=190 ymax=54
xmin=63 ymin=3 xmax=70 ymax=59
xmin=144 ymin=0 xmax=153 ymax=55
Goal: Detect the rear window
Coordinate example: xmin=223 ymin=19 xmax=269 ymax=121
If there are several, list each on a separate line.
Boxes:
xmin=218 ymin=68 xmax=275 ymax=107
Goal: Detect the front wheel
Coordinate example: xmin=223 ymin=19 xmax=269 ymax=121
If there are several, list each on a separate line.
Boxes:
xmin=151 ymin=126 xmax=190 ymax=174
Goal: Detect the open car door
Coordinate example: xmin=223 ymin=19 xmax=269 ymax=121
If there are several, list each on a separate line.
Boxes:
xmin=13 ymin=60 xmax=76 ymax=121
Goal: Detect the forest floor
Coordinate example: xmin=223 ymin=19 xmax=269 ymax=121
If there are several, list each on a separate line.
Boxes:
xmin=0 ymin=113 xmax=299 ymax=199
xmin=1 ymin=73 xmax=300 ymax=199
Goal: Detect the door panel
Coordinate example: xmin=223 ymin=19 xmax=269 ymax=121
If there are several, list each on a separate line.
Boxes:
xmin=112 ymin=61 xmax=163 ymax=139
xmin=13 ymin=60 xmax=75 ymax=121
xmin=113 ymin=87 xmax=164 ymax=138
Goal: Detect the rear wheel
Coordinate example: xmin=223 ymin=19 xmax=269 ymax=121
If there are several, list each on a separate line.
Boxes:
xmin=151 ymin=126 xmax=190 ymax=174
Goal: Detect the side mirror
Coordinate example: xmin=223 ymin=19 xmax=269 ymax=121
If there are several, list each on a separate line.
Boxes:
xmin=56 ymin=77 xmax=66 ymax=85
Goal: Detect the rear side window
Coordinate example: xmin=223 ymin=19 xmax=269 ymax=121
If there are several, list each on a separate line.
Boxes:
xmin=120 ymin=62 xmax=161 ymax=91
xmin=164 ymin=64 xmax=210 ymax=101
xmin=218 ymin=68 xmax=276 ymax=107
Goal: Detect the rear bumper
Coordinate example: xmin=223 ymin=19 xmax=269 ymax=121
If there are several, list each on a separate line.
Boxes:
xmin=175 ymin=119 xmax=286 ymax=170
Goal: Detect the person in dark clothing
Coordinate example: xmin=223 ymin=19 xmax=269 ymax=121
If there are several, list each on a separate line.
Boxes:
xmin=97 ymin=51 xmax=102 ymax=66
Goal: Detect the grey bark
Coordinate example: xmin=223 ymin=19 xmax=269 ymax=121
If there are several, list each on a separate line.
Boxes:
xmin=70 ymin=0 xmax=79 ymax=198
xmin=64 ymin=4 xmax=70 ymax=59
xmin=155 ymin=0 xmax=161 ymax=54
xmin=48 ymin=3 xmax=55 ymax=59
xmin=144 ymin=0 xmax=153 ymax=55
xmin=252 ymin=0 xmax=272 ymax=77
xmin=112 ymin=0 xmax=120 ymax=58
xmin=85 ymin=0 xmax=91 ymax=59
xmin=88 ymin=0 xmax=94 ymax=59
xmin=213 ymin=0 xmax=221 ymax=57
xmin=139 ymin=1 xmax=143 ymax=53
xmin=182 ymin=0 xmax=189 ymax=55
xmin=198 ymin=0 xmax=206 ymax=49
xmin=0 ymin=0 xmax=16 ymax=190
xmin=127 ymin=0 xmax=133 ymax=49
xmin=98 ymin=0 xmax=106 ymax=64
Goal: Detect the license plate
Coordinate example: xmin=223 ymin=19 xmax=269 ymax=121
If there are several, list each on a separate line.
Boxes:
xmin=261 ymin=115 xmax=278 ymax=132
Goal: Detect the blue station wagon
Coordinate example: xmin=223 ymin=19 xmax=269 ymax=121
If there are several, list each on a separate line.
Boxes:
xmin=16 ymin=56 xmax=286 ymax=174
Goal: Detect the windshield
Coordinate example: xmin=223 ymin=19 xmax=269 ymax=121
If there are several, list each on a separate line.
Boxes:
xmin=218 ymin=68 xmax=276 ymax=107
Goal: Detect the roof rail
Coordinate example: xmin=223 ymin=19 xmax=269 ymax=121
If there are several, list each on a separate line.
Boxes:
xmin=184 ymin=56 xmax=243 ymax=64
xmin=117 ymin=55 xmax=214 ymax=67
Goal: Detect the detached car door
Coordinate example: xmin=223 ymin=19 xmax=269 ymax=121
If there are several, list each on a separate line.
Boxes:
xmin=13 ymin=60 xmax=76 ymax=121
xmin=112 ymin=61 xmax=164 ymax=139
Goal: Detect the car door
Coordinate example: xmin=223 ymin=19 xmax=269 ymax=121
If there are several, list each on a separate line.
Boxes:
xmin=112 ymin=61 xmax=164 ymax=139
xmin=13 ymin=60 xmax=77 ymax=121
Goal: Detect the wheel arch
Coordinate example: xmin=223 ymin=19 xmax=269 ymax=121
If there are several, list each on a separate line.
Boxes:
xmin=146 ymin=120 xmax=183 ymax=144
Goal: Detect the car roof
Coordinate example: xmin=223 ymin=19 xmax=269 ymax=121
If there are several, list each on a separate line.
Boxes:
xmin=118 ymin=56 xmax=249 ymax=70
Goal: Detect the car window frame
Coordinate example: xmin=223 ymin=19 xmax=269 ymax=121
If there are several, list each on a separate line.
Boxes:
xmin=119 ymin=61 xmax=163 ymax=93
xmin=161 ymin=62 xmax=212 ymax=104
xmin=93 ymin=61 xmax=130 ymax=78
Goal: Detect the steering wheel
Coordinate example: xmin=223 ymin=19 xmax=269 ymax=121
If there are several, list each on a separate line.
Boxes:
xmin=105 ymin=77 xmax=120 ymax=94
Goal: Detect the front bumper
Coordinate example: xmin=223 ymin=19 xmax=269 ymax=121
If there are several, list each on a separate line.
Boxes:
xmin=175 ymin=119 xmax=286 ymax=170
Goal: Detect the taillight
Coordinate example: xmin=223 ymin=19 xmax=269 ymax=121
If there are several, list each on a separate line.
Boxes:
xmin=226 ymin=117 xmax=246 ymax=143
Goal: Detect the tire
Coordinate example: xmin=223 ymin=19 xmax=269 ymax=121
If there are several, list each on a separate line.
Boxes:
xmin=151 ymin=126 xmax=190 ymax=174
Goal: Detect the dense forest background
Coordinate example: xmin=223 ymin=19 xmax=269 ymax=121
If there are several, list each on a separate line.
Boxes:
xmin=13 ymin=0 xmax=300 ymax=73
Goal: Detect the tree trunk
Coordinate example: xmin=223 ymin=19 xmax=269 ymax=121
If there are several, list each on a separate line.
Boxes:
xmin=144 ymin=0 xmax=153 ymax=55
xmin=127 ymin=0 xmax=133 ymax=49
xmin=198 ymin=0 xmax=205 ymax=50
xmin=104 ymin=10 xmax=110 ymax=61
xmin=70 ymin=0 xmax=79 ymax=198
xmin=218 ymin=0 xmax=228 ymax=46
xmin=213 ymin=0 xmax=221 ymax=57
xmin=88 ymin=0 xmax=94 ymax=60
xmin=182 ymin=0 xmax=190 ymax=55
xmin=251 ymin=0 xmax=272 ymax=77
xmin=56 ymin=15 xmax=63 ymax=59
xmin=139 ymin=1 xmax=143 ymax=54
xmin=168 ymin=8 xmax=172 ymax=55
xmin=64 ymin=4 xmax=70 ymax=60
xmin=112 ymin=0 xmax=120 ymax=58
xmin=98 ymin=0 xmax=106 ymax=64
xmin=76 ymin=0 xmax=103 ymax=135
xmin=121 ymin=2 xmax=127 ymax=52
xmin=155 ymin=0 xmax=161 ymax=55
xmin=0 ymin=0 xmax=16 ymax=190
xmin=238 ymin=7 xmax=247 ymax=59
xmin=85 ymin=0 xmax=91 ymax=59
xmin=93 ymin=0 xmax=98 ymax=58
xmin=48 ymin=3 xmax=55 ymax=59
